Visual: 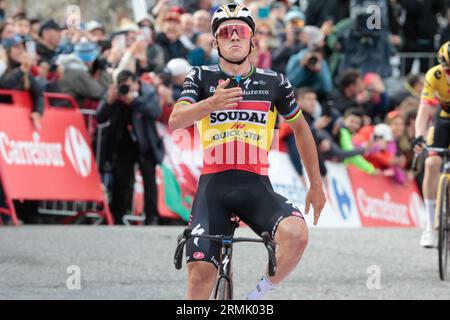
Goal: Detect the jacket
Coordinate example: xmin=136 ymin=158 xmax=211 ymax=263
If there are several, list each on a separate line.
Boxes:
xmin=96 ymin=81 xmax=164 ymax=166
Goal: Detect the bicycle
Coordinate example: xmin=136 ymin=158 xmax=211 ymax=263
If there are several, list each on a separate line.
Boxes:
xmin=174 ymin=218 xmax=277 ymax=300
xmin=427 ymin=148 xmax=450 ymax=280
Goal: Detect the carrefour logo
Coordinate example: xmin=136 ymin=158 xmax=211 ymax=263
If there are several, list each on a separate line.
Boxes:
xmin=64 ymin=126 xmax=92 ymax=178
xmin=332 ymin=178 xmax=351 ymax=221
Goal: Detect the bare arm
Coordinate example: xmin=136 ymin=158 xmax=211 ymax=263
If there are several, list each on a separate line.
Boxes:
xmin=289 ymin=114 xmax=326 ymax=225
xmin=415 ymin=102 xmax=433 ymax=139
xmin=169 ymin=96 xmax=215 ymax=130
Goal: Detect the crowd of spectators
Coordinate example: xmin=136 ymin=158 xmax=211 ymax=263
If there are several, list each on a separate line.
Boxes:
xmin=1 ymin=0 xmax=450 ymax=224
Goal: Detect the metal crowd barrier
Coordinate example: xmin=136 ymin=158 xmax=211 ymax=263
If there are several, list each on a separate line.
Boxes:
xmin=392 ymin=52 xmax=437 ymax=77
xmin=37 ymin=108 xmax=109 ymax=224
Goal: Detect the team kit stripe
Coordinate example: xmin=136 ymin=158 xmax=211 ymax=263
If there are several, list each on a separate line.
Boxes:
xmin=176 ymin=97 xmax=196 ymax=105
xmin=282 ymin=105 xmax=302 ymax=122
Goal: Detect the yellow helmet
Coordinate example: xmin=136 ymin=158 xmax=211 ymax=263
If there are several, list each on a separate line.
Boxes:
xmin=438 ymin=41 xmax=450 ymax=66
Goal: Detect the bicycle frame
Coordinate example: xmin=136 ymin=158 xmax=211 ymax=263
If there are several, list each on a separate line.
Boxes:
xmin=173 ymin=222 xmax=277 ymax=300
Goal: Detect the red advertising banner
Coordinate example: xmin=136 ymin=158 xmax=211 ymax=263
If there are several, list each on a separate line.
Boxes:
xmin=0 ymin=90 xmax=111 ymax=225
xmin=347 ymin=165 xmax=423 ymax=227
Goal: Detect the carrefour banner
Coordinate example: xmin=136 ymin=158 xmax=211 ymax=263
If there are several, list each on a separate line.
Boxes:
xmin=0 ymin=101 xmax=104 ymax=202
xmin=146 ymin=124 xmax=426 ymax=228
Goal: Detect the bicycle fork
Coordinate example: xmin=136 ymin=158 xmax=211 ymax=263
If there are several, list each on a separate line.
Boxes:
xmin=213 ymin=239 xmax=234 ymax=300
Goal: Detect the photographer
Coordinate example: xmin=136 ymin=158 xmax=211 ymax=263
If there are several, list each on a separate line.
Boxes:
xmin=56 ymin=40 xmax=110 ymax=108
xmin=0 ymin=35 xmax=43 ymax=129
xmin=286 ymin=25 xmax=333 ymax=100
xmin=97 ymin=70 xmax=164 ymax=225
xmin=271 ymin=8 xmax=305 ymax=73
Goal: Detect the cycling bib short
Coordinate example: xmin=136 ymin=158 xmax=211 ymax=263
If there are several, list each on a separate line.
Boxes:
xmin=185 ymin=170 xmax=304 ymax=269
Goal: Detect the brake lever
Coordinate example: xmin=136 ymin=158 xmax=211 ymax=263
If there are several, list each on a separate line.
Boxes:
xmin=174 ymin=228 xmax=193 ymax=270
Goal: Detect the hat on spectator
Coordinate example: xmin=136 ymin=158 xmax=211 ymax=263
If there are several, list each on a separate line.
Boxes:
xmin=39 ymin=19 xmax=63 ymax=36
xmin=55 ymin=54 xmax=89 ymax=72
xmin=373 ymin=123 xmax=394 ymax=142
xmin=167 ymin=58 xmax=192 ymax=77
xmin=302 ymin=25 xmax=325 ymax=48
xmin=284 ymin=7 xmax=305 ymax=25
xmin=86 ymin=20 xmax=105 ymax=33
xmin=1 ymin=35 xmax=24 ymax=50
xmin=165 ymin=8 xmax=182 ymax=23
xmin=117 ymin=18 xmax=140 ymax=33
xmin=74 ymin=38 xmax=99 ymax=63
xmin=136 ymin=14 xmax=155 ymax=27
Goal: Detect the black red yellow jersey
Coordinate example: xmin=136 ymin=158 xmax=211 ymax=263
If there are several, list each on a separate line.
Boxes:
xmin=175 ymin=65 xmax=302 ymax=176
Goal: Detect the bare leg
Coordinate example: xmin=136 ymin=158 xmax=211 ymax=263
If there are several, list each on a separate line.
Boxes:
xmin=269 ymin=216 xmax=309 ymax=285
xmin=187 ymin=261 xmax=217 ymax=300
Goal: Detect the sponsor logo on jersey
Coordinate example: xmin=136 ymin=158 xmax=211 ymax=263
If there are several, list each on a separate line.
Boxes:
xmin=210 ymin=111 xmax=268 ymax=125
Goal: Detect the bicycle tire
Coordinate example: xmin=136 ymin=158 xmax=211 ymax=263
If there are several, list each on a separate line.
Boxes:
xmin=438 ymin=176 xmax=449 ymax=281
xmin=215 ymin=277 xmax=232 ymax=300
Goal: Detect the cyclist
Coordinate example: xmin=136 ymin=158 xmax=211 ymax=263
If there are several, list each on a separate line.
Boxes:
xmin=413 ymin=41 xmax=450 ymax=248
xmin=169 ymin=3 xmax=326 ymax=300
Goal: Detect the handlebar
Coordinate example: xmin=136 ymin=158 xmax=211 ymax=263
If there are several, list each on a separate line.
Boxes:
xmin=173 ymin=228 xmax=277 ymax=276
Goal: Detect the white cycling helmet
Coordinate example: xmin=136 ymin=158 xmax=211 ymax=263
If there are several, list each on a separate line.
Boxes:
xmin=211 ymin=3 xmax=256 ymax=36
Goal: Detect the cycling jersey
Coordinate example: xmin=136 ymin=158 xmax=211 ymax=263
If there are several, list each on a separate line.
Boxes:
xmin=175 ymin=64 xmax=302 ymax=176
xmin=421 ymin=65 xmax=450 ymax=118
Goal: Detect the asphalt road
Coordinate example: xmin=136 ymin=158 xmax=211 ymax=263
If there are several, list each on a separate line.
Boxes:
xmin=1 ymin=226 xmax=449 ymax=300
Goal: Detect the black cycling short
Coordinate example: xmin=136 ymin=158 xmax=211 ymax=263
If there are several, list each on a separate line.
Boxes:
xmin=428 ymin=109 xmax=450 ymax=151
xmin=186 ymin=170 xmax=305 ymax=269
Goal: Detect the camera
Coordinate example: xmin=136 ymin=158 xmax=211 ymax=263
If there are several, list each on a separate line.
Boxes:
xmin=118 ymin=84 xmax=130 ymax=96
xmin=307 ymin=54 xmax=319 ymax=67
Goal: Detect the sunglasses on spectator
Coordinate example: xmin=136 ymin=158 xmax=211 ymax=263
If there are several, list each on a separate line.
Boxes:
xmin=216 ymin=24 xmax=252 ymax=40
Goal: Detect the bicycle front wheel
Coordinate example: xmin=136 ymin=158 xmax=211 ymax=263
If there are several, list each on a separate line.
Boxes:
xmin=214 ymin=277 xmax=232 ymax=300
xmin=438 ymin=176 xmax=450 ymax=281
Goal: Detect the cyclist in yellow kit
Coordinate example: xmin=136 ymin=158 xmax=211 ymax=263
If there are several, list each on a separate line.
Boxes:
xmin=413 ymin=41 xmax=450 ymax=248
xmin=169 ymin=4 xmax=326 ymax=300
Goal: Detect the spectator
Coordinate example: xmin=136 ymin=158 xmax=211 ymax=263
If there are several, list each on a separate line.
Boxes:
xmin=142 ymin=66 xmax=174 ymax=126
xmin=338 ymin=0 xmax=392 ymax=78
xmin=250 ymin=20 xmax=274 ymax=69
xmin=0 ymin=35 xmax=43 ymax=130
xmin=155 ymin=9 xmax=189 ymax=63
xmin=362 ymin=72 xmax=390 ymax=123
xmin=59 ymin=25 xmax=83 ymax=55
xmin=188 ymin=33 xmax=217 ymax=66
xmin=353 ymin=123 xmax=407 ymax=183
xmin=329 ymin=69 xmax=365 ymax=115
xmin=0 ymin=0 xmax=5 ymax=23
xmin=97 ymin=70 xmax=164 ymax=225
xmin=386 ymin=110 xmax=414 ymax=170
xmin=269 ymin=1 xmax=287 ymax=39
xmin=402 ymin=0 xmax=446 ymax=74
xmin=55 ymin=40 xmax=110 ymax=108
xmin=193 ymin=9 xmax=211 ymax=34
xmin=136 ymin=15 xmax=155 ymax=29
xmin=13 ymin=13 xmax=31 ymax=41
xmin=390 ymin=73 xmax=424 ymax=108
xmin=180 ymin=13 xmax=196 ymax=50
xmin=85 ymin=20 xmax=107 ymax=44
xmin=0 ymin=21 xmax=15 ymax=41
xmin=166 ymin=58 xmax=192 ymax=101
xmin=336 ymin=108 xmax=376 ymax=174
xmin=286 ymin=26 xmax=333 ymax=100
xmin=29 ymin=18 xmax=41 ymax=41
xmin=281 ymin=88 xmax=328 ymax=185
xmin=271 ymin=7 xmax=305 ymax=73
xmin=36 ymin=19 xmax=62 ymax=67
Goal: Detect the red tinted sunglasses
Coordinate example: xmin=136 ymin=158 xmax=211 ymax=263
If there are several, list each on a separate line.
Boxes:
xmin=216 ymin=25 xmax=252 ymax=40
